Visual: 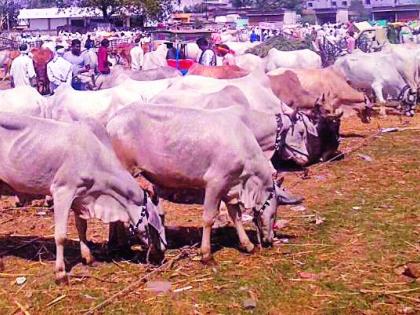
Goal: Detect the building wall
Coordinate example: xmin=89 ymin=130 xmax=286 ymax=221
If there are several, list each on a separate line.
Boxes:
xmin=307 ymin=0 xmax=350 ymax=9
xmin=396 ymin=10 xmax=419 ymax=20
xmin=370 ymin=0 xmax=419 ymax=6
xmin=50 ymin=18 xmax=67 ymax=30
xmin=307 ymin=0 xmax=420 ymax=9
xmin=248 ymin=14 xmax=283 ymax=25
xmin=29 ymin=18 xmax=49 ymax=30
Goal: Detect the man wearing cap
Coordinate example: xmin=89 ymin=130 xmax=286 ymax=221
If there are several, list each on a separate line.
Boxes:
xmin=9 ymin=43 xmax=36 ymax=88
xmin=196 ymin=37 xmax=216 ymax=66
xmin=47 ymin=46 xmax=72 ymax=94
xmin=130 ymin=37 xmax=144 ymax=71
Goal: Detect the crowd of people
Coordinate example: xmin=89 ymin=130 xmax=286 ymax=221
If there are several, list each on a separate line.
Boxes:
xmin=7 ymin=31 xmax=153 ymax=93
xmin=5 ymin=19 xmax=420 ymax=94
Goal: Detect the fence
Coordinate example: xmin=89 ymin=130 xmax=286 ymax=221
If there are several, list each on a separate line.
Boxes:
xmin=0 ymin=37 xmax=19 ymax=50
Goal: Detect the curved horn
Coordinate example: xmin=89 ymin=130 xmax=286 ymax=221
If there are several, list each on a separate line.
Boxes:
xmin=334 ymin=110 xmax=344 ymax=119
xmin=328 ymin=109 xmax=344 ymax=119
xmin=275 ymin=177 xmax=284 ymax=187
xmin=364 ymin=95 xmax=372 ymax=107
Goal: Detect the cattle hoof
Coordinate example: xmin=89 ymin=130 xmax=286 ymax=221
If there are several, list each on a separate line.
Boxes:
xmin=55 ymin=272 xmax=69 ymax=285
xmin=81 ymin=255 xmax=95 ymax=266
xmin=201 ymin=253 xmax=214 ymax=264
xmin=240 ymin=242 xmax=255 ymax=254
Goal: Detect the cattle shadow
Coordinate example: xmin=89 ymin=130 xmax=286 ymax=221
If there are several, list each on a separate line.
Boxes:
xmin=0 ymin=226 xmax=293 ymax=272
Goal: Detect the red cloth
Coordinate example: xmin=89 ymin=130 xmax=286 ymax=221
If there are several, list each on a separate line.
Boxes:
xmin=97 ymin=46 xmax=109 ymax=74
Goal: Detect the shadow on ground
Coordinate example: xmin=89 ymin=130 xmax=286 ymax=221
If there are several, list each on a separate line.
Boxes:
xmin=0 ymin=226 xmax=293 ymax=272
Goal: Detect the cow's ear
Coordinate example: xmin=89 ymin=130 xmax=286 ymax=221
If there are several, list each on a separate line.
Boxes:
xmin=302 ymin=114 xmax=319 ymax=136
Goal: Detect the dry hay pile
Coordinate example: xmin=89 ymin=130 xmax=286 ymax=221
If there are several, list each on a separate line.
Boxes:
xmin=246 ymin=34 xmax=313 ymax=57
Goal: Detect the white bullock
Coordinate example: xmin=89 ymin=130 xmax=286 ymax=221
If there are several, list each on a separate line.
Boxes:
xmin=164 ymin=71 xmax=292 ymax=115
xmin=224 ymin=41 xmax=259 ymax=55
xmin=0 ymin=86 xmax=48 ymax=117
xmin=381 ymin=43 xmax=420 ymax=89
xmin=47 ymin=78 xmax=174 ymax=124
xmin=334 ymin=51 xmax=417 ymax=116
xmin=265 ymin=48 xmax=322 ymax=72
xmin=142 ymin=44 xmax=168 ymax=70
xmin=0 ymin=113 xmax=166 ymax=283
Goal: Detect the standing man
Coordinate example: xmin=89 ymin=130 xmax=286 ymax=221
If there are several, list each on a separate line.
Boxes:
xmin=130 ymin=37 xmax=144 ymax=71
xmin=196 ymin=37 xmax=216 ymax=66
xmin=84 ymin=34 xmax=95 ymax=49
xmin=10 ymin=43 xmax=36 ymax=88
xmin=63 ymin=39 xmax=91 ymax=77
xmin=250 ymin=29 xmax=258 ymax=43
xmin=346 ymin=31 xmax=356 ymax=53
xmin=141 ymin=33 xmax=152 ymax=53
xmin=97 ymin=39 xmax=111 ymax=75
xmin=63 ymin=39 xmax=91 ymax=89
xmin=46 ymin=46 xmax=72 ymax=94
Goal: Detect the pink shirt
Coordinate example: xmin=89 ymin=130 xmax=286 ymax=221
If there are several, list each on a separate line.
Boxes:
xmin=347 ymin=37 xmax=356 ymax=53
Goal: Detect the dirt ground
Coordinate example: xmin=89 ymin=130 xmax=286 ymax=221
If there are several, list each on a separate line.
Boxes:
xmin=0 ymin=79 xmax=419 ymax=314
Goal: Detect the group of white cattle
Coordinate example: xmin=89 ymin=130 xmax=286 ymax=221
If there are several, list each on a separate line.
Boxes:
xmin=0 ymin=40 xmax=418 ymax=283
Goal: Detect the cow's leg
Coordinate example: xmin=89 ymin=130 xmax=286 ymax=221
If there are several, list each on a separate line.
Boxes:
xmin=371 ymin=82 xmax=386 ymax=116
xmin=14 ymin=193 xmax=32 ymax=207
xmin=52 ymin=187 xmax=74 ymax=284
xmin=74 ymin=215 xmax=94 ymax=265
xmin=226 ymin=203 xmax=254 ymax=253
xmin=201 ymin=186 xmax=222 ymax=262
xmin=108 ymin=221 xmax=129 ymax=252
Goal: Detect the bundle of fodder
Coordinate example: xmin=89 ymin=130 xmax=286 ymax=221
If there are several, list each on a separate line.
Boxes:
xmin=246 ymin=34 xmax=313 ymax=57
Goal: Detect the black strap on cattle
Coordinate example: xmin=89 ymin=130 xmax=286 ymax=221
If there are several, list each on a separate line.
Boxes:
xmin=129 ymin=190 xmax=168 ymax=252
xmin=274 ymin=112 xmax=312 ymax=159
xmin=252 ymin=190 xmax=275 ymax=217
xmin=397 ymin=85 xmax=417 ymax=116
xmin=252 ymin=183 xmax=276 ymax=246
xmin=129 ymin=190 xmax=149 ymax=236
xmin=397 ymin=85 xmax=411 ymax=102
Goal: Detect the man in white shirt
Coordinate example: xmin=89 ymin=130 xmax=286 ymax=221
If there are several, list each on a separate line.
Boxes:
xmin=140 ymin=34 xmax=152 ymax=52
xmin=10 ymin=43 xmax=36 ymax=88
xmin=130 ymin=37 xmax=144 ymax=71
xmin=47 ymin=46 xmax=72 ymax=94
xmin=196 ymin=37 xmax=216 ymax=66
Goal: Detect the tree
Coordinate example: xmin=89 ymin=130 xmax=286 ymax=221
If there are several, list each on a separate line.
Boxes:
xmin=231 ymin=0 xmax=253 ymax=8
xmin=27 ymin=0 xmax=56 ymax=8
xmin=0 ymin=0 xmax=19 ymax=30
xmin=58 ymin=0 xmax=173 ymax=23
xmin=183 ymin=3 xmax=205 ymax=13
xmin=349 ymin=0 xmax=370 ymax=22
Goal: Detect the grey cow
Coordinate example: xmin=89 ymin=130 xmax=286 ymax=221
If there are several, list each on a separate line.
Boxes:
xmin=0 ymin=113 xmax=166 ymax=283
xmin=107 ymin=104 xmax=291 ymax=261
